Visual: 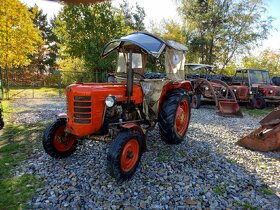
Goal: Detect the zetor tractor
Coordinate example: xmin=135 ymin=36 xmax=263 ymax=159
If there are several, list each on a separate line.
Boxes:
xmin=230 ymin=69 xmax=280 ymax=109
xmin=43 ymin=32 xmax=192 ymax=180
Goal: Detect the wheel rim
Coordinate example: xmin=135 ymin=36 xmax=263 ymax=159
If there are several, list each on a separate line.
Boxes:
xmin=121 ymin=139 xmax=139 ymax=172
xmin=175 ymin=99 xmax=190 ymax=136
xmin=256 ymin=99 xmax=261 ymax=108
xmin=53 ymin=125 xmax=75 ymax=152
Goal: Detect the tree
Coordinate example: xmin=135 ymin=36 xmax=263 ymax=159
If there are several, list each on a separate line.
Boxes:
xmin=0 ymin=0 xmax=43 ymax=69
xmin=241 ymin=49 xmax=280 ymax=77
xmin=119 ymin=0 xmax=146 ymax=31
xmin=178 ymin=0 xmax=273 ymax=72
xmin=29 ymin=6 xmax=58 ymax=71
xmin=148 ymin=19 xmax=186 ymax=72
xmin=54 ymin=2 xmax=130 ymax=81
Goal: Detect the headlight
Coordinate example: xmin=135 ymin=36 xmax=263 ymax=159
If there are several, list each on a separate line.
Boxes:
xmin=249 ymin=91 xmax=253 ymax=94
xmin=222 ymin=88 xmax=226 ymax=92
xmin=233 ymin=89 xmax=237 ymax=92
xmin=205 ymin=86 xmax=209 ymax=91
xmin=269 ymin=90 xmax=273 ymax=94
xmin=105 ymin=96 xmax=115 ymax=107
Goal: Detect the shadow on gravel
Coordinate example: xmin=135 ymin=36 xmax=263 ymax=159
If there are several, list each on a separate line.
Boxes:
xmin=24 ymin=126 xmax=280 ymax=210
xmin=8 ymin=100 xmax=279 ymax=209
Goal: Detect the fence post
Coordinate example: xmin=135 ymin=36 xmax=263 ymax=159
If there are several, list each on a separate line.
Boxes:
xmin=5 ymin=67 xmax=9 ymax=100
xmin=32 ymin=75 xmax=34 ymax=98
xmin=0 ymin=67 xmax=3 ymax=99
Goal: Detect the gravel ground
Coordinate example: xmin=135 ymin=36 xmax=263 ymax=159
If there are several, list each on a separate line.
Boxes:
xmin=10 ymin=98 xmax=280 ymax=209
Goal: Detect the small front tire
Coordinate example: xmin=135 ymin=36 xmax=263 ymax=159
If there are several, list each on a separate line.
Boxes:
xmin=255 ymin=96 xmax=266 ymax=109
xmin=107 ymin=130 xmax=143 ymax=180
xmin=246 ymin=98 xmax=256 ymax=109
xmin=191 ymin=94 xmax=201 ymax=109
xmin=43 ymin=118 xmax=77 ymax=158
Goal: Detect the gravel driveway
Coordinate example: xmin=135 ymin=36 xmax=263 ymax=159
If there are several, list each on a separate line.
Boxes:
xmin=11 ymin=98 xmax=280 ymax=209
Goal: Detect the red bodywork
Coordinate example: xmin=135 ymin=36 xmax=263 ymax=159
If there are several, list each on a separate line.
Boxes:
xmin=258 ymin=85 xmax=280 ymax=100
xmin=66 ymin=80 xmax=192 ymax=137
xmin=66 ymin=83 xmax=143 ymax=137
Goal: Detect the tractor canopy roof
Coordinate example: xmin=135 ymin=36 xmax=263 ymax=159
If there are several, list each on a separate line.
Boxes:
xmin=102 ymin=32 xmax=188 ymax=81
xmin=236 ymin=69 xmax=269 ymax=74
xmin=101 ymin=32 xmax=187 ymax=58
xmin=185 ymin=63 xmax=215 ymax=74
xmin=235 ymin=69 xmax=271 ymax=85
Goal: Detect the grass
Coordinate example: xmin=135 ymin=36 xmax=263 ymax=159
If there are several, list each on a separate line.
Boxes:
xmin=213 ymin=185 xmax=227 ymax=195
xmin=261 ymin=187 xmax=274 ymax=195
xmin=7 ymin=87 xmax=65 ymax=99
xmin=0 ymin=101 xmax=46 ymax=209
xmin=243 ymin=106 xmax=274 ymax=118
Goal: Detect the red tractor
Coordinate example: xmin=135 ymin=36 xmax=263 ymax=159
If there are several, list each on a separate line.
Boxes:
xmin=43 ymin=32 xmax=192 ymax=180
xmin=230 ymin=69 xmax=280 ymax=109
xmin=185 ymin=64 xmax=242 ymax=117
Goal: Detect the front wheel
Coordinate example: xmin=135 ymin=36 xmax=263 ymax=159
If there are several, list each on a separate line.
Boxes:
xmin=255 ymin=96 xmax=266 ymax=109
xmin=107 ymin=130 xmax=143 ymax=180
xmin=43 ymin=118 xmax=77 ymax=158
xmin=246 ymin=98 xmax=256 ymax=109
xmin=159 ymin=90 xmax=191 ymax=144
xmin=191 ymin=94 xmax=201 ymax=109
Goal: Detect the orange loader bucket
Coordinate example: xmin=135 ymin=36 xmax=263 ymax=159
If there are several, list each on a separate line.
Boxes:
xmin=217 ymin=100 xmax=243 ymax=117
xmin=237 ymin=106 xmax=280 ymax=151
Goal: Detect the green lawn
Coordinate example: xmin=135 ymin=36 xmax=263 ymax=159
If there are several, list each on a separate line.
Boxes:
xmin=6 ymin=87 xmax=65 ymax=99
xmin=0 ymin=101 xmax=44 ymax=210
xmin=242 ymin=106 xmax=275 ymax=118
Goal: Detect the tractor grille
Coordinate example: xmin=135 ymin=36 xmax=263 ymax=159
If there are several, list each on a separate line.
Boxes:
xmin=276 ymin=90 xmax=280 ymax=96
xmin=239 ymin=88 xmax=247 ymax=97
xmin=73 ymin=96 xmax=92 ymax=124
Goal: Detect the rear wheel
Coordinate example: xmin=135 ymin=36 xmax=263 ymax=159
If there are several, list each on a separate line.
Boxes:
xmin=159 ymin=90 xmax=191 ymax=144
xmin=246 ymin=98 xmax=256 ymax=109
xmin=107 ymin=130 xmax=143 ymax=180
xmin=255 ymin=96 xmax=266 ymax=109
xmin=43 ymin=118 xmax=77 ymax=158
xmin=191 ymin=94 xmax=201 ymax=109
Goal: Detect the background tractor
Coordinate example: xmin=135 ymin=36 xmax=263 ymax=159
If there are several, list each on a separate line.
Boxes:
xmin=43 ymin=32 xmax=192 ymax=180
xmin=185 ymin=64 xmax=242 ymax=117
xmin=229 ymin=69 xmax=280 ymax=109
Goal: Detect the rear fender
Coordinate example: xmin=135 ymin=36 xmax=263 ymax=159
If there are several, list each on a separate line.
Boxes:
xmin=121 ymin=123 xmax=147 ymax=152
xmin=158 ymin=80 xmax=192 ymax=111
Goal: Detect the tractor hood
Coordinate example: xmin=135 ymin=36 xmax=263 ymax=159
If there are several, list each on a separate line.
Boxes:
xmin=101 ymin=32 xmax=187 ymax=58
xmin=258 ymin=84 xmax=280 ymax=90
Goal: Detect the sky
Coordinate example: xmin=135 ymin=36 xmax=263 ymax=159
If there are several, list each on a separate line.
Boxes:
xmin=20 ymin=0 xmax=280 ymax=52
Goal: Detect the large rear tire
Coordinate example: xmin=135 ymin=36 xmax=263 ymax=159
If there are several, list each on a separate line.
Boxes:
xmin=159 ymin=90 xmax=191 ymax=144
xmin=107 ymin=130 xmax=143 ymax=180
xmin=43 ymin=118 xmax=77 ymax=158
